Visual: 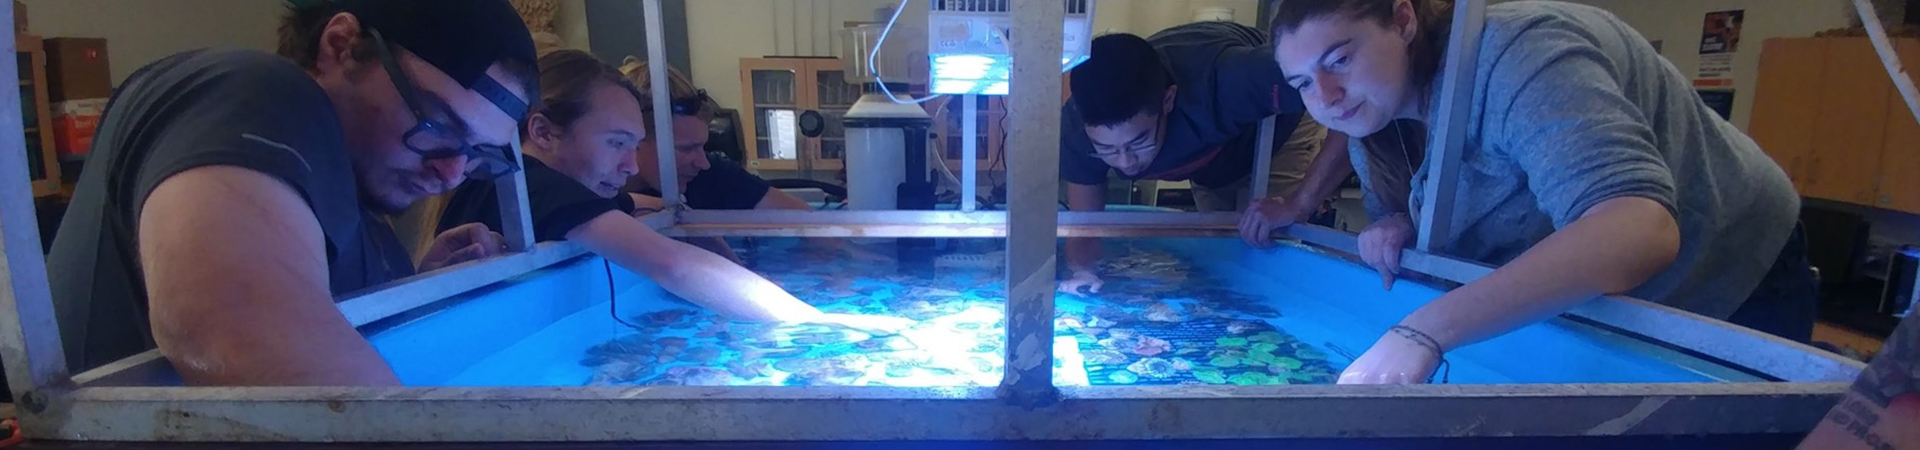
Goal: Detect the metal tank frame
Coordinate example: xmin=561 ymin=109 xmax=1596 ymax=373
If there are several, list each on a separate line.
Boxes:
xmin=0 ymin=0 xmax=1897 ymax=443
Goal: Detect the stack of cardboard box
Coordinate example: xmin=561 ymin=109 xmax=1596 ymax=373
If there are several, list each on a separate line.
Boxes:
xmin=44 ymin=38 xmax=108 ymax=161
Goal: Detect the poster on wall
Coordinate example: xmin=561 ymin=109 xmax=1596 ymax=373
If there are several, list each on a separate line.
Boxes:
xmin=1697 ymin=89 xmax=1736 ymax=120
xmin=1696 ymin=10 xmax=1744 ymax=87
xmin=1700 ymin=10 xmax=1744 ymax=54
xmin=1698 ymin=54 xmax=1736 ymax=82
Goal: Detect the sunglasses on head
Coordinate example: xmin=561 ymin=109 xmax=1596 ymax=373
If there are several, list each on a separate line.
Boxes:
xmin=369 ymin=29 xmax=522 ymax=181
xmin=645 ymin=89 xmax=711 ymax=117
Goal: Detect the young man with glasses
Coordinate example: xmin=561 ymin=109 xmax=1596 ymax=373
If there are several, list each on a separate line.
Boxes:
xmin=1058 ymin=22 xmax=1352 ymax=295
xmin=45 ymin=0 xmax=538 ymax=386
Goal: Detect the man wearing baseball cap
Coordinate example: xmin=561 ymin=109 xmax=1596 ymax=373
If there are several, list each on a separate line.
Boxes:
xmin=45 ymin=0 xmax=538 ymax=386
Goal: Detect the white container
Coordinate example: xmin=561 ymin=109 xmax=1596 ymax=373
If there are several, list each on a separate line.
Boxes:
xmin=845 ymin=127 xmax=909 ymax=211
xmin=843 ymin=92 xmax=933 ymax=211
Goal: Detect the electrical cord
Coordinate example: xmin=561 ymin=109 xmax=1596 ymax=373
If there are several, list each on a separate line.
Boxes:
xmin=986 ymin=111 xmax=1009 ymax=207
xmin=605 ymin=260 xmax=644 ymax=331
xmin=872 ymin=0 xmax=943 ymax=105
xmin=926 ymin=96 xmax=967 ymax=194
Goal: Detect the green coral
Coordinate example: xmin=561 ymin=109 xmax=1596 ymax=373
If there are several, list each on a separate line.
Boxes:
xmin=1273 ymin=357 xmax=1304 ymax=370
xmin=1228 ymin=372 xmax=1271 ymax=385
xmin=1194 ymin=370 xmax=1227 ymax=384
xmin=1209 ymin=356 xmax=1241 ymax=368
xmin=1215 ymin=337 xmax=1249 ymax=347
xmin=1108 ymin=371 xmax=1140 ymax=384
xmin=1250 ymin=342 xmax=1280 ymax=353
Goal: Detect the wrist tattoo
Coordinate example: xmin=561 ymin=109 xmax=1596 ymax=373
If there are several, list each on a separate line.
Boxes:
xmin=1825 ymin=396 xmax=1897 ymax=450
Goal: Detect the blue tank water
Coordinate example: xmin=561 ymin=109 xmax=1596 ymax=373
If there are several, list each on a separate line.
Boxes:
xmin=366 ymin=238 xmax=1755 ymax=387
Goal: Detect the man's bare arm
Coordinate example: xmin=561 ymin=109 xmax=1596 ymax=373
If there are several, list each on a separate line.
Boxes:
xmin=141 ymin=166 xmax=399 ymax=386
xmin=1799 ymin=311 xmax=1920 ymax=449
xmin=755 ymin=186 xmax=812 ymax=211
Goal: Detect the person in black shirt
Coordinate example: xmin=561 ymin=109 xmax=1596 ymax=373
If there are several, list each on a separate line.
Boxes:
xmin=616 ymin=60 xmax=810 ymax=214
xmin=614 ymin=61 xmax=825 ymax=262
xmin=44 ymin=0 xmax=538 ymax=386
xmin=438 ymin=50 xmax=907 ymax=334
xmin=1058 ymin=21 xmax=1354 ymax=295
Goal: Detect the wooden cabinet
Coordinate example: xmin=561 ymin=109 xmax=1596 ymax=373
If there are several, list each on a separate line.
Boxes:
xmin=737 ymin=57 xmax=858 ymax=179
xmin=1750 ymin=37 xmax=1920 ymax=213
xmin=16 ymin=34 xmax=59 ymax=198
xmin=1883 ymin=39 xmax=1920 ymax=213
xmin=1750 ymin=39 xmax=1825 ymax=190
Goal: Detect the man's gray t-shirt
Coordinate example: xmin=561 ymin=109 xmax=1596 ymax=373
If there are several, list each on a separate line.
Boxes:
xmin=1385 ymin=2 xmax=1797 ymax=318
xmin=45 ymin=49 xmax=416 ymax=372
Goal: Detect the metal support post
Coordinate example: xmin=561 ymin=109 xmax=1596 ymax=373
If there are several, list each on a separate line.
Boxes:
xmin=493 ymin=134 xmax=536 ymax=251
xmin=1413 ymin=0 xmax=1484 ymax=253
xmin=644 ymin=0 xmax=681 ymax=209
xmin=1249 ymin=116 xmax=1276 ymax=201
xmin=0 ymin=15 xmax=72 ymax=434
xmin=999 ymin=0 xmax=1064 ymax=408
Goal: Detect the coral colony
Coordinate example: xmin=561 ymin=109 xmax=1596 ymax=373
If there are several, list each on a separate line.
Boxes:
xmin=580 ymin=240 xmax=1341 ymax=386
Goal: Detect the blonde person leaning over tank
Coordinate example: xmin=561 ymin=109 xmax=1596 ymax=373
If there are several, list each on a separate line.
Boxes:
xmin=437 ymin=50 xmax=910 ymax=335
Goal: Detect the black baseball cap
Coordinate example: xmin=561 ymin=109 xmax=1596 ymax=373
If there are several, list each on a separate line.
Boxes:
xmin=334 ymin=0 xmax=538 ymax=119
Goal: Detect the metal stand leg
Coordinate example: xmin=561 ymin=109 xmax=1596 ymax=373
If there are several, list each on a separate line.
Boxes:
xmin=999 ymin=0 xmax=1064 ymax=408
xmin=494 ymin=135 xmax=536 ymax=251
xmin=0 ymin=10 xmax=72 ymax=434
xmin=1413 ymin=0 xmax=1486 ymax=253
xmin=644 ymin=0 xmax=681 ymax=210
xmin=1249 ymin=116 xmax=1276 ymax=202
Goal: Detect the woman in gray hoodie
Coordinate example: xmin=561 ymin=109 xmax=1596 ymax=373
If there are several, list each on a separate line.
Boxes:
xmin=1269 ymin=0 xmax=1810 ymax=384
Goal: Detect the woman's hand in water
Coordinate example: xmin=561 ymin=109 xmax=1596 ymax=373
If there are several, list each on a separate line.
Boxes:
xmin=814 ymin=313 xmax=914 ymax=336
xmin=1358 ymin=213 xmax=1415 ymax=290
xmin=1338 ymin=329 xmax=1442 ymax=384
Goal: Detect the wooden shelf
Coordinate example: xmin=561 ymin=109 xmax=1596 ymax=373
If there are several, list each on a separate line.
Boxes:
xmin=16 ymin=34 xmax=60 ymax=195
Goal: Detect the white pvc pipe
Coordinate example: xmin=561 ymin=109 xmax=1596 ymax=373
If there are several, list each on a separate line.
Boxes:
xmin=962 ymin=94 xmax=979 ymax=211
xmin=1853 ymin=0 xmax=1920 ymax=129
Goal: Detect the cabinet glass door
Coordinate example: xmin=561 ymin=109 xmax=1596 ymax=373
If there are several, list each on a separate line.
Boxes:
xmin=745 ymin=66 xmax=801 ymax=170
xmin=814 ymin=68 xmax=861 ymax=168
